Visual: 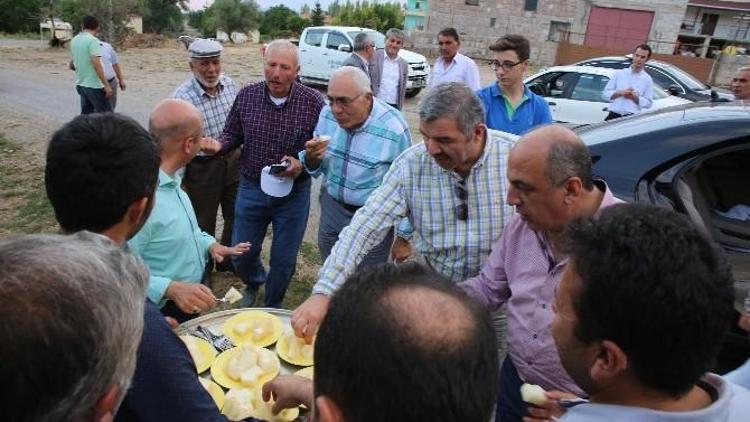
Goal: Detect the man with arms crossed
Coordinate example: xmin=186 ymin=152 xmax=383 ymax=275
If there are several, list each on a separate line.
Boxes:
xmin=602 ymin=44 xmax=653 ymax=120
xmin=370 ymin=28 xmax=409 ymax=110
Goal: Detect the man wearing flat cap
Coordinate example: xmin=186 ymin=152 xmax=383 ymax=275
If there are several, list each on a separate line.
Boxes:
xmin=172 ymin=38 xmax=240 ymax=275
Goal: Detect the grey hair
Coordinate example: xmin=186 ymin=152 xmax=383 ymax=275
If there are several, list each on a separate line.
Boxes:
xmin=0 ymin=232 xmax=147 ymax=421
xmin=352 ymin=32 xmax=372 ymax=52
xmin=386 ymin=28 xmax=406 ymax=42
xmin=331 ymin=66 xmax=372 ymax=94
xmin=738 ymin=66 xmax=750 ymax=73
xmin=264 ymin=39 xmax=299 ymax=66
xmin=418 ymin=82 xmax=486 ymax=138
xmin=547 ymin=141 xmax=594 ymax=190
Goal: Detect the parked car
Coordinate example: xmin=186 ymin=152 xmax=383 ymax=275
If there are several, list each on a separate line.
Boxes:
xmin=523 ymin=65 xmax=690 ymax=125
xmin=298 ymin=26 xmax=429 ymax=98
xmin=576 ymin=101 xmax=750 ymax=373
xmin=575 ymin=55 xmax=733 ymax=102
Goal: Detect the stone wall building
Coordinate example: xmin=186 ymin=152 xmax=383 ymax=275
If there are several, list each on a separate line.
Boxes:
xmin=408 ymin=0 xmax=689 ymax=66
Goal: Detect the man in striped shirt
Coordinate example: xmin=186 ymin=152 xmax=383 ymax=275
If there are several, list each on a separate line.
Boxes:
xmin=292 ymin=82 xmax=518 ymax=341
xmin=300 ymin=66 xmax=411 ymax=267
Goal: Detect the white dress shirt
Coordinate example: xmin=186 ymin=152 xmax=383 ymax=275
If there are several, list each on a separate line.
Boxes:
xmin=378 ymin=54 xmax=401 ymax=104
xmin=428 ymin=52 xmax=481 ymax=91
xmin=602 ymin=67 xmax=654 ymax=115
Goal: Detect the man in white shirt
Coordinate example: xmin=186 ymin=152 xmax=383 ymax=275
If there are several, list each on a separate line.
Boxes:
xmin=730 ymin=66 xmax=750 ymax=100
xmin=370 ymin=28 xmax=409 ymax=110
xmin=100 ymin=41 xmax=126 ymax=110
xmin=602 ymin=44 xmax=654 ymax=120
xmin=428 ymin=27 xmax=481 ymax=91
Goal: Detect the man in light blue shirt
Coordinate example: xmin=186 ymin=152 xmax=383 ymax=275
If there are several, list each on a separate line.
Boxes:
xmin=129 ymin=99 xmax=249 ymax=322
xmin=476 ymin=34 xmax=552 ymax=135
xmin=300 ymin=66 xmax=411 ymax=265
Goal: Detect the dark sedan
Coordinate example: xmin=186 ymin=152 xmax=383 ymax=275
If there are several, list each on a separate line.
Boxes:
xmin=576 ymin=101 xmax=750 ymax=372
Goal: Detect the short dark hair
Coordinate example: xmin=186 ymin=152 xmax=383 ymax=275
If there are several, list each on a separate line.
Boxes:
xmin=315 ymin=262 xmax=498 ymax=421
xmin=566 ymin=203 xmax=734 ymax=397
xmin=547 ymin=140 xmax=594 ymax=190
xmin=634 ymin=43 xmax=652 ymax=58
xmin=489 ymin=34 xmax=530 ymax=62
xmin=438 ymin=27 xmax=460 ymax=42
xmin=82 ymin=15 xmax=99 ymax=30
xmin=45 ymin=113 xmax=160 ymax=233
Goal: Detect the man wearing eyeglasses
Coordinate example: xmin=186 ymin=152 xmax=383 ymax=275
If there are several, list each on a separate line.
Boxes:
xmin=291 ymin=82 xmax=518 ymax=345
xmin=459 ymin=124 xmax=621 ymax=421
xmin=730 ymin=66 xmax=750 ymax=100
xmin=428 ymin=27 xmax=481 ymax=91
xmin=477 ymin=35 xmax=552 ymax=135
xmin=300 ymin=66 xmax=411 ymax=267
xmin=342 ymin=32 xmax=375 ymax=81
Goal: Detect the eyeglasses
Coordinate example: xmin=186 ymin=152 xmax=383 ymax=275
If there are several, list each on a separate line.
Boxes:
xmin=488 ymin=60 xmax=522 ymax=71
xmin=454 ymin=179 xmax=468 ymax=221
xmin=327 ymin=93 xmax=363 ymax=107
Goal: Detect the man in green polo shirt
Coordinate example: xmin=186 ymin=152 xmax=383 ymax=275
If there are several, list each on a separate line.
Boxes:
xmin=69 ymin=15 xmax=112 ymax=114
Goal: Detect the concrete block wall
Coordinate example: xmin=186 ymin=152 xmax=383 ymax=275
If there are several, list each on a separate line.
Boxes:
xmin=713 ymin=54 xmax=750 ymax=87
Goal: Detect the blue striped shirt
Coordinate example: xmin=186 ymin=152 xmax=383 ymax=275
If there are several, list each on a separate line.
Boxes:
xmin=172 ymin=75 xmax=237 ymax=139
xmin=313 ymin=129 xmax=518 ymax=295
xmin=299 ymin=98 xmax=411 ymax=206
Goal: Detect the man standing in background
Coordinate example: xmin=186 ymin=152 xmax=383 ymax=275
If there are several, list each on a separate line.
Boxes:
xmin=69 ymin=15 xmax=112 ymax=114
xmin=602 ymin=44 xmax=654 ymax=120
xmin=428 ymin=27 xmax=480 ymax=91
xmin=370 ymin=28 xmax=409 ymax=110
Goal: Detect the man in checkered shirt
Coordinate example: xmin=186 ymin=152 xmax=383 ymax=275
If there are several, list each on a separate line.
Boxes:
xmin=172 ymin=38 xmax=239 ymax=274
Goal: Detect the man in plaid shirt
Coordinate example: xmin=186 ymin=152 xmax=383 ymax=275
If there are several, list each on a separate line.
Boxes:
xmin=204 ymin=40 xmax=325 ymax=308
xmin=172 ymin=38 xmax=239 ymax=274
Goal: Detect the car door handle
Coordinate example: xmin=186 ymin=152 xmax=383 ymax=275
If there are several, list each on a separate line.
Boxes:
xmin=548 ymin=102 xmax=557 ymax=106
xmin=301 ymin=49 xmax=307 ymax=52
xmin=322 ymin=53 xmax=328 ymax=56
xmin=602 ymin=107 xmax=608 ymax=111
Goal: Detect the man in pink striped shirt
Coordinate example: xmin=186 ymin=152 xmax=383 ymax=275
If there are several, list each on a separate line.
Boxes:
xmin=459 ymin=124 xmax=621 ymax=421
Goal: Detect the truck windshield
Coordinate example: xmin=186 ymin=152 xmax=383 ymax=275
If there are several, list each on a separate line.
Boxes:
xmin=348 ymin=31 xmax=386 ymax=49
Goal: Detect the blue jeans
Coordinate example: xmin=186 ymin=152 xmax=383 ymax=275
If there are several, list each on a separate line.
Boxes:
xmin=76 ymin=85 xmax=113 ymax=114
xmin=496 ymin=357 xmax=526 ymax=422
xmin=232 ymin=176 xmax=310 ymax=308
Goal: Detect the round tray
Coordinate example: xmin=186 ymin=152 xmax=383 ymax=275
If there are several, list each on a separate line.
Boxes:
xmin=176 ymin=307 xmax=302 ymax=376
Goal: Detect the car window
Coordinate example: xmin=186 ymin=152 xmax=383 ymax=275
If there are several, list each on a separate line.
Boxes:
xmin=526 ymin=72 xmax=577 ymax=98
xmin=646 ymin=68 xmax=684 ymax=94
xmin=570 ymin=74 xmax=609 ymax=102
xmin=326 ymin=32 xmax=349 ymax=50
xmin=655 ymin=62 xmax=709 ymax=90
xmin=304 ymin=29 xmax=325 ymax=47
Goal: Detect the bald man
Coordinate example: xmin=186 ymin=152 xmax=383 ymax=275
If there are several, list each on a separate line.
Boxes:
xmin=129 ymin=99 xmax=250 ymax=322
xmin=459 ymin=125 xmax=622 ymax=421
xmin=731 ymin=67 xmax=750 ymax=100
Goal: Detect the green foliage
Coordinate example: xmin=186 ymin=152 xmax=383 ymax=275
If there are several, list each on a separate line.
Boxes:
xmin=56 ymin=0 xmax=142 ymax=45
xmin=142 ymin=0 xmax=187 ymax=34
xmin=330 ymin=1 xmax=403 ymax=32
xmin=310 ymin=2 xmax=324 ymax=26
xmin=0 ymin=0 xmax=47 ymax=33
xmin=209 ymin=0 xmax=261 ymax=41
xmin=260 ymin=5 xmax=309 ymax=38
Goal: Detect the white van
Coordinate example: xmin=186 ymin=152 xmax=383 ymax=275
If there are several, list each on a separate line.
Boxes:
xmin=298 ymin=26 xmax=429 ymax=98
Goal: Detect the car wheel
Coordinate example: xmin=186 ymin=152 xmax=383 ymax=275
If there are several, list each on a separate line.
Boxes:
xmin=405 ymin=88 xmax=421 ymax=98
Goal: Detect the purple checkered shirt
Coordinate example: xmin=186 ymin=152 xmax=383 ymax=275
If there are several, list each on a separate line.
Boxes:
xmin=220 ymin=81 xmax=325 ymax=180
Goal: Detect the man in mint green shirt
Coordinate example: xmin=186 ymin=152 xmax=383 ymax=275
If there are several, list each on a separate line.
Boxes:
xmin=129 ymin=99 xmax=250 ymax=322
xmin=69 ymin=15 xmax=112 ymax=114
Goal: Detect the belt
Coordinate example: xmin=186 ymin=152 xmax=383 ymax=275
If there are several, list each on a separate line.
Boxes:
xmin=333 ymin=197 xmax=362 ymax=213
xmin=107 ymin=77 xmax=116 ymax=83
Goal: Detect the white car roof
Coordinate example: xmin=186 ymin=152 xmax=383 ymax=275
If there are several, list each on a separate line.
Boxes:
xmin=530 ymin=65 xmax=618 ymax=78
xmin=305 ymin=26 xmax=376 ymax=32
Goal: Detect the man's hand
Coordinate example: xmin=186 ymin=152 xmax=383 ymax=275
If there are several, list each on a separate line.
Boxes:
xmin=104 ymin=84 xmax=113 ymax=98
xmin=262 ymin=375 xmax=314 ymax=414
xmin=277 ymin=156 xmax=304 ymax=179
xmin=200 ymin=137 xmax=222 ymax=155
xmin=165 ymin=281 xmax=216 ymax=314
xmin=522 ymin=390 xmax=577 ymax=422
xmin=291 ymin=294 xmax=330 ymax=344
xmin=119 ymin=79 xmax=126 ymax=90
xmin=738 ymin=313 xmax=750 ymax=333
xmin=304 ymin=137 xmax=329 ymax=170
xmin=209 ymin=241 xmax=251 ymax=263
xmin=391 ymin=236 xmax=412 ymax=263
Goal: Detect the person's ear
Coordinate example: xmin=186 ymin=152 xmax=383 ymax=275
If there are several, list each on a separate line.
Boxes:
xmin=315 ymin=396 xmax=345 ymax=422
xmin=590 ymin=339 xmax=628 ymax=383
xmin=126 ymin=197 xmax=150 ymax=226
xmin=473 ymin=123 xmax=486 ymax=144
xmin=92 ymin=385 xmax=121 ymax=422
xmin=562 ymin=176 xmax=583 ymax=205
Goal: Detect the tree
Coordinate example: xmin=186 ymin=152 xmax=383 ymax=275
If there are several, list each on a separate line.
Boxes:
xmin=259 ymin=5 xmax=296 ymax=35
xmin=0 ymin=0 xmax=46 ymax=33
xmin=142 ymin=0 xmax=188 ymax=34
xmin=331 ymin=1 xmax=403 ymax=32
xmin=311 ymin=2 xmax=324 ymax=26
xmin=288 ymin=15 xmax=311 ymax=35
xmin=210 ymin=0 xmax=261 ymax=42
xmin=56 ymin=0 xmax=142 ymax=45
xmin=300 ymin=4 xmax=310 ymax=16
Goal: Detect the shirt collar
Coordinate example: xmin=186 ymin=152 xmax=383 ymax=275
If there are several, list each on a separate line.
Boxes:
xmin=491 ymin=83 xmax=531 ymax=100
xmin=158 ymin=169 xmax=180 ymax=188
xmin=264 ymin=81 xmax=297 ymax=107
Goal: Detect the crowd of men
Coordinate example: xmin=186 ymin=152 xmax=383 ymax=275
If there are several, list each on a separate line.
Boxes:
xmin=3 ymin=13 xmax=750 ymax=422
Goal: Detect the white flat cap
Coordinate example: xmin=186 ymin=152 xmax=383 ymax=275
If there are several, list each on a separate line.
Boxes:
xmin=188 ymin=38 xmax=223 ymax=58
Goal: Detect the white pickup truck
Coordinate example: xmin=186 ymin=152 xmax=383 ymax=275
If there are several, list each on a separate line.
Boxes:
xmin=298 ymin=26 xmax=430 ymax=98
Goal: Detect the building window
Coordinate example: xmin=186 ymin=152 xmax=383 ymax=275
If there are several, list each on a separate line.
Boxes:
xmin=415 ymin=1 xmax=420 ymax=9
xmin=490 ymin=18 xmax=496 ymax=27
xmin=547 ymin=21 xmax=570 ymax=41
xmin=465 ymin=0 xmax=479 ymax=5
xmin=524 ymin=0 xmax=538 ymax=11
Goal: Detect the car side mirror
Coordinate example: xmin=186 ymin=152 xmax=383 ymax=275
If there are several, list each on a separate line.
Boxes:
xmin=338 ymin=44 xmax=351 ymax=52
xmin=667 ymin=85 xmax=681 ymax=96
xmin=529 ymin=82 xmax=548 ymax=97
